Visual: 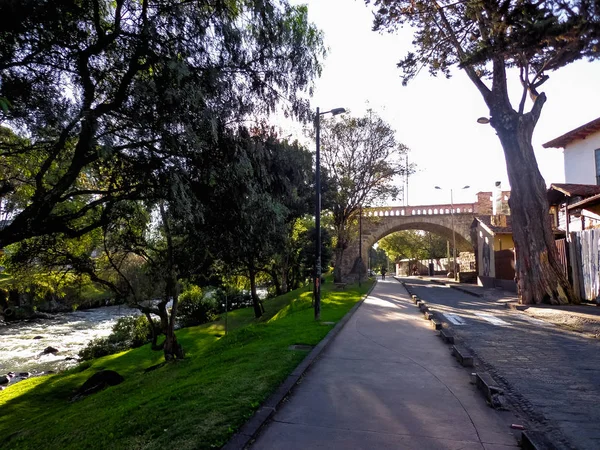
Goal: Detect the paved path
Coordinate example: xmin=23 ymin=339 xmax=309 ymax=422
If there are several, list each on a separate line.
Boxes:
xmin=403 ymin=277 xmax=600 ymax=450
xmin=251 ymin=279 xmax=520 ymax=449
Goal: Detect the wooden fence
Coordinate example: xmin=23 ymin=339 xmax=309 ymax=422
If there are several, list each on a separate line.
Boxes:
xmin=555 ymin=238 xmax=569 ymax=277
xmin=569 ymin=230 xmax=600 ymax=302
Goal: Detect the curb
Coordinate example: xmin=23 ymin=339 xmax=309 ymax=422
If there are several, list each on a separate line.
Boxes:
xmin=222 ymin=281 xmax=378 ymax=450
xmin=520 ymin=430 xmax=560 ymax=450
xmin=504 ymin=302 xmax=528 ymax=311
xmin=449 ymin=284 xmax=483 ymax=297
xmin=399 ymin=276 xmax=483 ymax=298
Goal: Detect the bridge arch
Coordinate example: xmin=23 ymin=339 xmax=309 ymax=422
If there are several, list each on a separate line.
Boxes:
xmin=340 ymin=209 xmax=476 ymax=280
xmin=365 ymin=220 xmax=473 ymax=254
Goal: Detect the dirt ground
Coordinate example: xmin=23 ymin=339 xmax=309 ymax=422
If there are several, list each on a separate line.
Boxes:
xmin=522 ymin=304 xmax=600 ymax=338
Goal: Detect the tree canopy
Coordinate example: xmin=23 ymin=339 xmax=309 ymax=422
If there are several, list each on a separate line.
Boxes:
xmin=0 ymin=0 xmax=324 ymax=248
xmin=370 ymin=0 xmax=599 ymax=93
xmin=0 ymin=0 xmax=327 ymax=357
xmin=318 ymin=110 xmax=410 ymax=281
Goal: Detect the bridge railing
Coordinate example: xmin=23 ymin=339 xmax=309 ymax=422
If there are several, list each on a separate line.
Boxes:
xmin=365 ymin=204 xmax=475 ymax=217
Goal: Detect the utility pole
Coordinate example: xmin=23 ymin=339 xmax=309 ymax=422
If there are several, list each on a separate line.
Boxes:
xmin=447 ymin=240 xmax=451 ymax=275
xmin=429 ymin=232 xmax=433 ymax=276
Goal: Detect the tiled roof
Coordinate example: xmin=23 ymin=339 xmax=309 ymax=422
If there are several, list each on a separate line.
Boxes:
xmin=568 ymin=192 xmax=600 ymax=210
xmin=474 ymin=215 xmax=563 ymax=235
xmin=543 ymin=116 xmax=600 ymax=148
xmin=474 ymin=215 xmax=513 ymax=234
xmin=549 ymin=183 xmax=600 ymax=198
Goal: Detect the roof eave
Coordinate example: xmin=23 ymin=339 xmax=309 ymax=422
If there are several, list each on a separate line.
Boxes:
xmin=543 ymin=116 xmax=600 ymax=149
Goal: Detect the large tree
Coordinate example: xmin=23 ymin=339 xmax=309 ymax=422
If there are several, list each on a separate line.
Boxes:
xmin=205 ymin=128 xmax=313 ymax=318
xmin=319 ymin=110 xmax=410 ymax=282
xmin=0 ymin=0 xmax=324 ymax=248
xmin=370 ymin=0 xmax=600 ymax=304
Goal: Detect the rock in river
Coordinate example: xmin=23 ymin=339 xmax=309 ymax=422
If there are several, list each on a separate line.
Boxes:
xmin=43 ymin=346 xmax=59 ymax=355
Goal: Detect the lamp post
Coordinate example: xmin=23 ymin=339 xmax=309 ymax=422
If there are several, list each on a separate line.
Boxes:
xmin=315 ymin=106 xmax=346 ymax=321
xmin=435 ymin=185 xmax=470 ymax=281
xmin=358 ymin=205 xmax=362 ymax=287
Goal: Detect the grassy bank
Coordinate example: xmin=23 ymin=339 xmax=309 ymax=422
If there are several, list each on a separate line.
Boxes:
xmin=0 ymin=278 xmax=373 ymax=449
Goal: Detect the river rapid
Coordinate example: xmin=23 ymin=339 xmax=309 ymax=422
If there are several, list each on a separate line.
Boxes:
xmin=0 ymin=305 xmax=140 ymax=381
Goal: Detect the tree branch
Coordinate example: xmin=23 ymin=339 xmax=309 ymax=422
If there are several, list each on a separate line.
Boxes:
xmin=432 ymin=0 xmax=491 ymax=102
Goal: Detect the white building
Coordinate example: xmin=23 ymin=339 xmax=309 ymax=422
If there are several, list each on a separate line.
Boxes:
xmin=543 ymin=116 xmax=600 ymax=185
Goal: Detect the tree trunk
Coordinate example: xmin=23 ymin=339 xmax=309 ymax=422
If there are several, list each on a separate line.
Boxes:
xmin=159 ymin=201 xmax=184 ymax=360
xmin=269 ymin=269 xmax=282 ymax=296
xmin=248 ymin=264 xmax=263 ymax=318
xmin=163 ymin=279 xmax=184 ymax=360
xmin=493 ymin=111 xmax=577 ymax=305
xmin=333 ymin=246 xmax=344 ymax=283
xmin=333 ymin=217 xmax=350 ymax=283
xmin=163 ymin=330 xmax=184 ymax=360
xmin=145 ymin=312 xmax=164 ymax=351
xmin=280 ymin=263 xmax=289 ymax=294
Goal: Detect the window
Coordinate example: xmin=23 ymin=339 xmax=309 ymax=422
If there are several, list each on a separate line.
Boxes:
xmin=595 ymin=149 xmax=600 ymax=185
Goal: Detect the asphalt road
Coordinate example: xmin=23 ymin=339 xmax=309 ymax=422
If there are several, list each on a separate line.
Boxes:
xmin=402 ymin=277 xmax=600 ymax=450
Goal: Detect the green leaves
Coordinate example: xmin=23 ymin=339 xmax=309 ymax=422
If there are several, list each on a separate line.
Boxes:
xmin=369 ymin=0 xmax=600 ymax=85
xmin=0 ymin=96 xmax=10 ymax=113
xmin=379 ymin=230 xmax=449 ymax=262
xmin=0 ymin=0 xmax=325 ymax=248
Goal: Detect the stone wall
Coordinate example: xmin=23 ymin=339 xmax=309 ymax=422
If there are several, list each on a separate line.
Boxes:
xmin=459 ymin=251 xmax=476 ymax=273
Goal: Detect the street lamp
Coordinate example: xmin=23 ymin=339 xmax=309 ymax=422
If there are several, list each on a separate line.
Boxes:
xmin=358 ymin=205 xmax=363 ymax=288
xmin=435 ymin=185 xmax=470 ymax=281
xmin=315 ymin=106 xmax=346 ymax=321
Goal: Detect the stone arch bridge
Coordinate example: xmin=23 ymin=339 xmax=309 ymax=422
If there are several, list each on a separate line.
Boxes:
xmin=340 ymin=202 xmax=481 ymax=280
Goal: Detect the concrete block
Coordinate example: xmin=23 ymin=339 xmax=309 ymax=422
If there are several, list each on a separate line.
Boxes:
xmin=411 ymin=294 xmax=418 ymax=304
xmin=521 ymin=431 xmax=560 ymax=450
xmin=424 ymin=311 xmax=434 ymax=320
xmin=439 ymin=329 xmax=454 ymax=344
xmin=452 ymin=345 xmax=473 ymax=367
xmin=475 ymin=372 xmax=503 ymax=404
xmin=431 ymin=319 xmax=442 ymax=330
xmin=418 ymin=302 xmax=428 ymax=312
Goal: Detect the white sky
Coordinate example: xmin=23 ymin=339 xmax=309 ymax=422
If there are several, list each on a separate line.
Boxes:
xmin=285 ymin=0 xmax=600 ymax=206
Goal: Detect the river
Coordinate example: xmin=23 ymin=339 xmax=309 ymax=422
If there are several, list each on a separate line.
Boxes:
xmin=0 ymin=305 xmax=140 ymax=379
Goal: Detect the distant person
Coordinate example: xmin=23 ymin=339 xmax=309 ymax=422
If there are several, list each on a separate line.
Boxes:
xmin=412 ymin=265 xmax=418 ymax=276
xmin=381 ymin=266 xmax=387 ymax=280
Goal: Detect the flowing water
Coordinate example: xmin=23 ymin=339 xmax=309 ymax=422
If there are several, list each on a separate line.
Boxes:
xmin=0 ymin=305 xmax=140 ymax=379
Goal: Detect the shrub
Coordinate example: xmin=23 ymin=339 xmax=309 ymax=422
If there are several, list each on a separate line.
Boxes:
xmin=213 ymin=287 xmax=253 ymax=312
xmin=78 ymin=337 xmax=118 ymax=361
xmin=78 ymin=315 xmax=151 ymax=360
xmin=178 ymin=285 xmax=218 ymax=327
xmin=111 ymin=315 xmax=152 ymax=348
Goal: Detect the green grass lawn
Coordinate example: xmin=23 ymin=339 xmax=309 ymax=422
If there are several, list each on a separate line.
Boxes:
xmin=0 ymin=278 xmax=373 ymax=450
